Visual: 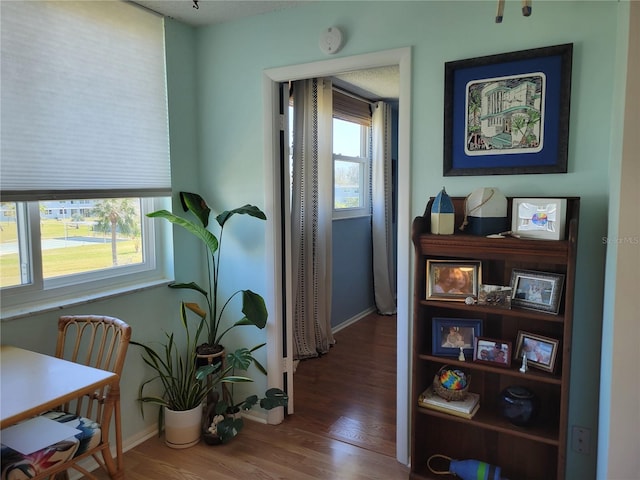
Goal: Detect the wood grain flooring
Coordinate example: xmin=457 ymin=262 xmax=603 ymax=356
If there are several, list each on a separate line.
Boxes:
xmin=85 ymin=313 xmax=408 ymax=479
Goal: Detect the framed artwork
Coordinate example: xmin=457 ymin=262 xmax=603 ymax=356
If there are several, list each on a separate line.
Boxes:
xmin=444 ymin=43 xmax=573 ymax=176
xmin=432 ymin=317 xmax=482 ymax=357
xmin=473 ymin=337 xmax=512 ymax=368
xmin=515 ymin=331 xmax=559 ymax=373
xmin=477 ymin=284 xmax=512 ymax=309
xmin=512 ymin=198 xmax=567 ymax=240
xmin=510 ymin=269 xmax=564 ymax=314
xmin=426 ymin=259 xmax=482 ymax=302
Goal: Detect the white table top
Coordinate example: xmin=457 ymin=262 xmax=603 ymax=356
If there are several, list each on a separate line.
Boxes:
xmin=0 ymin=345 xmax=117 ymax=428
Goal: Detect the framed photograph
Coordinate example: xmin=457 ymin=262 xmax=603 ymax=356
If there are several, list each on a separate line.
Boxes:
xmin=515 ymin=331 xmax=559 ymax=373
xmin=512 ymin=198 xmax=567 ymax=240
xmin=477 ymin=284 xmax=512 ymax=309
xmin=443 ymin=43 xmax=573 ymax=176
xmin=432 ymin=317 xmax=482 ymax=358
xmin=473 ymin=337 xmax=512 ymax=368
xmin=426 ymin=260 xmax=482 ymax=301
xmin=510 ymin=269 xmax=564 ymax=314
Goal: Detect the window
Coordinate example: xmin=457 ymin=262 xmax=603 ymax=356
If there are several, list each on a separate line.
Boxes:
xmin=333 ymin=119 xmax=369 ymax=217
xmin=0 ymin=197 xmax=171 ymax=318
xmin=332 ymin=90 xmax=372 ymax=219
xmin=1 ymin=2 xmax=171 ymax=318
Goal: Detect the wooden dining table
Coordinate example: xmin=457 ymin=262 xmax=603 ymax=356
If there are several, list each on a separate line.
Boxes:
xmin=0 ymin=344 xmax=117 ymax=429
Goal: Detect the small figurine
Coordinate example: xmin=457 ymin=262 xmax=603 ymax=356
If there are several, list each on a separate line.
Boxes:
xmin=519 ymin=352 xmax=528 ymax=373
xmin=458 ymin=346 xmax=466 ymax=362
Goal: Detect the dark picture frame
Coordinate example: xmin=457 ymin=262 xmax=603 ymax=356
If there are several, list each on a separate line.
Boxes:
xmin=510 ymin=269 xmax=564 ymax=314
xmin=473 ymin=336 xmax=512 ymax=368
xmin=426 ymin=259 xmax=482 ymax=302
xmin=444 ymin=43 xmax=573 ymax=176
xmin=514 ymin=330 xmax=559 ymax=373
xmin=432 ymin=317 xmax=482 ymax=358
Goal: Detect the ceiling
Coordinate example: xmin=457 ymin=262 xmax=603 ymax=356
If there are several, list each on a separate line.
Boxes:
xmin=132 ymin=0 xmax=310 ymax=27
xmin=131 ymin=0 xmax=399 ymax=101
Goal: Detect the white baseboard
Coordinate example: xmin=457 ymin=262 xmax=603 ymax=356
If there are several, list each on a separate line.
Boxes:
xmin=331 ymin=306 xmax=377 ymax=334
xmin=68 ymin=424 xmax=157 ymax=480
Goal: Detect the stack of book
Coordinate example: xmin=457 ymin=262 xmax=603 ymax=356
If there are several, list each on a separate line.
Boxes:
xmin=418 ymin=386 xmax=480 ymax=419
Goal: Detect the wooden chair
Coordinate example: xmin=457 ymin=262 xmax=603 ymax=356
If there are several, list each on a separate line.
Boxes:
xmin=1 ymin=315 xmax=131 ymax=480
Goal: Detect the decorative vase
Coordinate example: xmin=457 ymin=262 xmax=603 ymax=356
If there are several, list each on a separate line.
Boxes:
xmin=164 ymin=405 xmax=203 ymax=449
xmin=498 ymin=385 xmax=539 ymax=426
xmin=431 ymin=187 xmax=455 ymax=235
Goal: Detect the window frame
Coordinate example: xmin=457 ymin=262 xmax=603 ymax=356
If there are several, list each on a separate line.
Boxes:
xmin=332 ymin=121 xmax=371 ymax=220
xmin=1 ymin=196 xmax=173 ymax=320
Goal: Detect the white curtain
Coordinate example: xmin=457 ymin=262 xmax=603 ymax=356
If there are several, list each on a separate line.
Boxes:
xmin=371 ymin=101 xmax=397 ymax=314
xmin=291 ymin=78 xmax=336 ymax=360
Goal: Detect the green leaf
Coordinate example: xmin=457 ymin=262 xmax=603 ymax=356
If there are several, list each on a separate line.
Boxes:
xmin=260 ymin=388 xmax=289 ymax=410
xmin=169 ymin=282 xmax=209 ymax=298
xmin=241 ymin=395 xmax=258 ymax=410
xmin=216 ymin=417 xmax=245 ymax=444
xmin=147 ymin=210 xmax=219 ymax=256
xmin=180 ymin=191 xmax=211 ymax=228
xmin=221 ymin=375 xmax=253 ymax=383
xmin=226 ymin=347 xmax=254 ymax=371
xmin=241 ymin=290 xmax=268 ymax=329
xmin=216 ymin=204 xmax=266 ymax=228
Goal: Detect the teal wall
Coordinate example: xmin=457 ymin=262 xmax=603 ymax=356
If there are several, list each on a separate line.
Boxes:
xmin=185 ymin=2 xmax=624 ymax=477
xmin=0 ymin=2 xmax=629 ymax=477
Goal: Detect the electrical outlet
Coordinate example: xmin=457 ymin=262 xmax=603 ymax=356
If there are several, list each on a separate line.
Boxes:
xmin=572 ymin=425 xmax=591 ymax=454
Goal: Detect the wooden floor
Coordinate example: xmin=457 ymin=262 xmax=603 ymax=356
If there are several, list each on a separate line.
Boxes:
xmin=88 ymin=313 xmax=408 ymax=479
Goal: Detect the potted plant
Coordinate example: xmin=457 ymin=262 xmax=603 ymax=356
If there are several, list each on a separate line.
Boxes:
xmin=202 ymin=345 xmax=288 ymax=444
xmin=131 ymin=302 xmax=253 ymax=448
xmin=147 ymin=192 xmax=287 ymax=444
xmin=147 ymin=192 xmax=268 ymax=358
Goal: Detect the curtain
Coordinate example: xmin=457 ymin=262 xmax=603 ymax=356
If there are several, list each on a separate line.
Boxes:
xmin=371 ymin=101 xmax=397 ymax=314
xmin=291 ymin=78 xmax=336 ymax=360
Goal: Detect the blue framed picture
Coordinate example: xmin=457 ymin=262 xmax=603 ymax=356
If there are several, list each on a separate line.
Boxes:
xmin=444 ymin=43 xmax=573 ymax=176
xmin=432 ymin=317 xmax=482 ymax=358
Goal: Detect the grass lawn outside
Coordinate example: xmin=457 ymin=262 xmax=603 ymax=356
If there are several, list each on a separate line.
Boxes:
xmin=0 ymin=219 xmax=142 ymax=288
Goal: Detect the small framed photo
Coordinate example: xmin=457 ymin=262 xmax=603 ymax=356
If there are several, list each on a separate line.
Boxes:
xmin=510 ymin=269 xmax=564 ymax=314
xmin=511 ymin=198 xmax=567 ymax=240
xmin=473 ymin=337 xmax=512 ymax=368
xmin=426 ymin=260 xmax=482 ymax=301
xmin=515 ymin=331 xmax=560 ymax=373
xmin=432 ymin=317 xmax=482 ymax=358
xmin=477 ymin=284 xmax=512 ymax=309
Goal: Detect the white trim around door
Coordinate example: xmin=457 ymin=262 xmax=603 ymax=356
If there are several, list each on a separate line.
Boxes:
xmin=262 ymin=46 xmax=412 ymax=466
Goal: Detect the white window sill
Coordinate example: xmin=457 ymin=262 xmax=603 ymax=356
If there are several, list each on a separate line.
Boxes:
xmin=1 ymin=279 xmax=171 ymax=322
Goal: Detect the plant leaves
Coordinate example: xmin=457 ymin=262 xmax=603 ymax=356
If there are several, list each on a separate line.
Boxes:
xmin=260 ymin=388 xmax=289 ymax=410
xmin=241 ymin=290 xmax=268 ymax=329
xmin=216 ymin=204 xmax=266 ymax=228
xmin=180 ymin=191 xmax=211 ymax=228
xmin=216 ymin=416 xmax=245 ymax=444
xmin=147 ymin=210 xmax=219 ymax=256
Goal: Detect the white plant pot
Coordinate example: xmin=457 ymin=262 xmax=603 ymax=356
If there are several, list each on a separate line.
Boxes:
xmin=164 ymin=404 xmax=202 ymax=449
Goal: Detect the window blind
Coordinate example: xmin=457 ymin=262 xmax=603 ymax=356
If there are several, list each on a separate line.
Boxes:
xmin=333 ymin=89 xmax=372 ymax=127
xmin=0 ymin=1 xmax=170 ymax=201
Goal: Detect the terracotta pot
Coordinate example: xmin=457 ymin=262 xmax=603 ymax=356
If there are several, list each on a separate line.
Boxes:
xmin=164 ymin=405 xmax=203 ymax=449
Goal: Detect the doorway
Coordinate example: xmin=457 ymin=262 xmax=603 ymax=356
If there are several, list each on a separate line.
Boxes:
xmin=262 ymin=47 xmax=412 ymax=465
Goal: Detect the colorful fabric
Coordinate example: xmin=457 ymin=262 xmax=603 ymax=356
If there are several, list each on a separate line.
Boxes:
xmin=439 ymin=368 xmax=468 ymax=390
xmin=1 ymin=411 xmax=101 ymax=480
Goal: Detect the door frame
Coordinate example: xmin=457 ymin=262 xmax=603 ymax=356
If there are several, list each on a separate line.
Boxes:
xmin=262 ymin=47 xmax=412 ymax=466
